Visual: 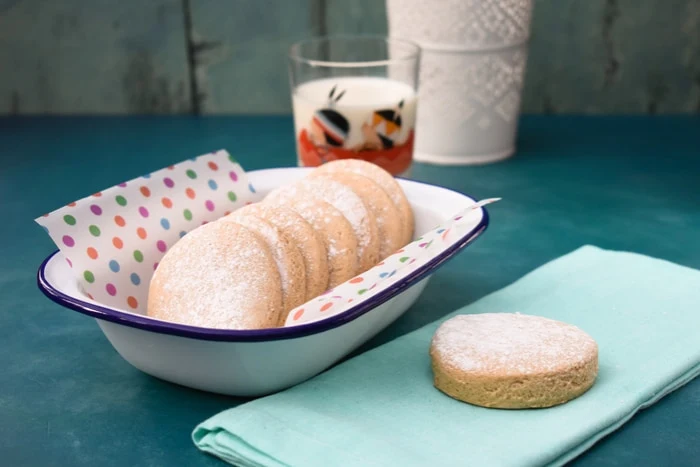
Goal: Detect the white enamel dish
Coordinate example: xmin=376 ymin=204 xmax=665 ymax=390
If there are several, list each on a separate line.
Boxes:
xmin=38 ymin=167 xmax=490 ymax=396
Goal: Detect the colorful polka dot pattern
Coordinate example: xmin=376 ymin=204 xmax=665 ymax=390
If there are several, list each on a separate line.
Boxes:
xmin=285 ymin=201 xmax=493 ymax=327
xmin=34 ymin=150 xmax=254 ymax=314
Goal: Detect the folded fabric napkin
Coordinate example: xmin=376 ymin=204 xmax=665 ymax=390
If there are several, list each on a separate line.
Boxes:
xmin=193 ymin=245 xmax=700 ymax=467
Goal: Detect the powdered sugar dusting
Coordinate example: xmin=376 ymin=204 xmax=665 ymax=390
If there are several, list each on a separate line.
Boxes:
xmin=269 ymin=180 xmax=373 ymax=257
xmin=223 ymin=214 xmax=296 ymax=305
xmin=236 ymin=204 xmax=307 ymax=245
xmin=299 ymin=178 xmax=371 ymax=248
xmin=231 ymin=203 xmax=328 ymax=298
xmin=265 ymin=190 xmax=353 ymax=264
xmin=315 ymin=158 xmax=405 ymax=211
xmin=432 ymin=313 xmax=598 ymax=376
xmin=264 ymin=191 xmax=357 ymax=286
xmin=148 ymin=221 xmax=281 ymax=329
xmin=312 ymin=171 xmax=403 ymax=259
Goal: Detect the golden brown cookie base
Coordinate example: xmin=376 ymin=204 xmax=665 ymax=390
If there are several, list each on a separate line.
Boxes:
xmin=430 ymin=349 xmax=598 ymax=409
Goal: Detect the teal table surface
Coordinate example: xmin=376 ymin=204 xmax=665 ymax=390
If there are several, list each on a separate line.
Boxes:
xmin=1 ymin=115 xmax=699 ymax=467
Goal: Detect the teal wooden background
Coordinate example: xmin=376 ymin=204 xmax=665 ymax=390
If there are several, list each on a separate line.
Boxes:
xmin=1 ymin=0 xmax=699 ymax=115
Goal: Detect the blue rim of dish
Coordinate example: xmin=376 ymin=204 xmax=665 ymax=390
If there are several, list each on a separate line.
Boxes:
xmin=37 ymin=196 xmax=489 ymax=343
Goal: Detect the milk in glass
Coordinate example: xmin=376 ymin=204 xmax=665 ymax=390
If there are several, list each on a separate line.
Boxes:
xmin=292 ymin=77 xmax=417 ymax=176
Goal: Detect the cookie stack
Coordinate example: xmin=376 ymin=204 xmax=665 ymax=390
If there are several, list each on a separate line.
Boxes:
xmin=147 ymin=159 xmax=414 ymax=330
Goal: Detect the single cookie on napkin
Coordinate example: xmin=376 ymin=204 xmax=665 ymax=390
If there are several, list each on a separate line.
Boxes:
xmin=430 ymin=313 xmax=599 ymax=409
xmin=192 ymin=246 xmax=700 ymax=467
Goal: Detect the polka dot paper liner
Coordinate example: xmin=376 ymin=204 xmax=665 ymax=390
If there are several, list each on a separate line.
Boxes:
xmin=285 ymin=198 xmax=501 ymax=327
xmin=35 ymin=150 xmax=254 ymax=314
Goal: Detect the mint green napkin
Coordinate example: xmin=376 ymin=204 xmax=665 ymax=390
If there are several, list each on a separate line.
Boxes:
xmin=193 ymin=246 xmax=700 ymax=467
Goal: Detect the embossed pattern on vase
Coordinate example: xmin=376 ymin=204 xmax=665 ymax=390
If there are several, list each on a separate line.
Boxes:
xmin=415 ymin=47 xmax=527 ymax=156
xmin=387 ymin=0 xmax=533 ymax=161
xmin=417 ymin=49 xmax=527 ymax=127
xmin=386 ymin=0 xmax=533 ymax=49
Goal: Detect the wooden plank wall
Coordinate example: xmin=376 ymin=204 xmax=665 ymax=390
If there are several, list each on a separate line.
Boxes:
xmin=1 ymin=0 xmax=698 ymax=115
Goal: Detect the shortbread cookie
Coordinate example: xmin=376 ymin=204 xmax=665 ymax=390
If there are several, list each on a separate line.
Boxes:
xmin=314 ymin=159 xmax=414 ymax=245
xmin=147 ymin=221 xmax=282 ymax=329
xmin=222 ymin=213 xmax=306 ymax=322
xmin=230 ymin=203 xmax=329 ymax=301
xmin=267 ymin=178 xmax=379 ymax=274
xmin=430 ymin=313 xmax=598 ymax=409
xmin=264 ymin=195 xmax=357 ymax=288
xmin=310 ymin=171 xmax=403 ymax=260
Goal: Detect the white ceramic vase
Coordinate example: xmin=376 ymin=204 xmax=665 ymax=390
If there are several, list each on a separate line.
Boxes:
xmin=387 ymin=0 xmax=533 ymax=165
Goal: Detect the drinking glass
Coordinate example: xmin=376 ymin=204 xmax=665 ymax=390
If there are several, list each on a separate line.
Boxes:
xmin=288 ymin=35 xmax=421 ymax=176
